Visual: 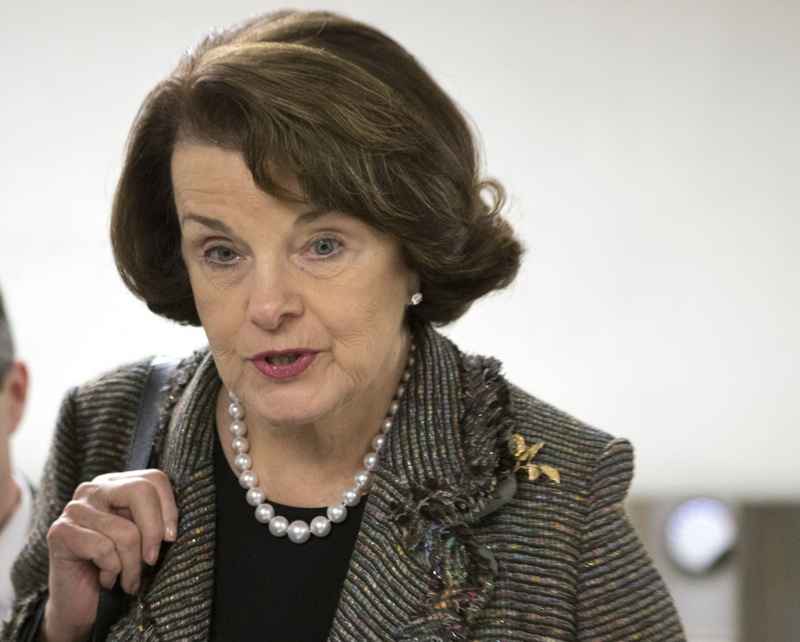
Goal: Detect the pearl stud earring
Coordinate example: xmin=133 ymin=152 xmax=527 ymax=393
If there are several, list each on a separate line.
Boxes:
xmin=410 ymin=292 xmax=423 ymax=306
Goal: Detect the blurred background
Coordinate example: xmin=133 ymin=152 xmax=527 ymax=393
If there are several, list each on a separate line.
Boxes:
xmin=1 ymin=1 xmax=798 ymax=639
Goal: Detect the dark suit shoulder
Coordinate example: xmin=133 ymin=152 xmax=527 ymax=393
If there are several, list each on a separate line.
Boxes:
xmin=505 ymin=383 xmax=635 ymax=503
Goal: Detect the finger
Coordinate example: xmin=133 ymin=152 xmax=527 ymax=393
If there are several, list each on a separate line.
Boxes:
xmin=102 ymin=480 xmax=169 ymax=566
xmin=73 ymin=479 xmax=157 ymax=566
xmin=78 ymin=470 xmax=178 ymax=563
xmin=58 ymin=501 xmax=145 ymax=593
xmin=139 ymin=470 xmax=179 ymax=542
xmin=94 ymin=469 xmax=179 ymax=542
xmin=47 ymin=518 xmax=123 ymax=590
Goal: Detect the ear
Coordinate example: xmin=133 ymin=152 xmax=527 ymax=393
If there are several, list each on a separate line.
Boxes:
xmin=2 ymin=361 xmax=29 ymax=436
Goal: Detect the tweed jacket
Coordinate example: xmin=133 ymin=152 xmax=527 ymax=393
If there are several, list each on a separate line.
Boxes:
xmin=3 ymin=324 xmax=684 ymax=641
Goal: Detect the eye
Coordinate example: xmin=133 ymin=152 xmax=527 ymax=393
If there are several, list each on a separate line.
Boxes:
xmin=204 ymin=245 xmax=240 ymax=265
xmin=309 ymin=237 xmax=341 ymax=257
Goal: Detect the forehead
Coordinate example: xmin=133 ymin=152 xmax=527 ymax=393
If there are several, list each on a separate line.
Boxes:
xmin=172 ymin=144 xmax=254 ymax=190
xmin=171 ymin=143 xmax=304 ymax=204
xmin=171 ymin=144 xmax=351 ymax=238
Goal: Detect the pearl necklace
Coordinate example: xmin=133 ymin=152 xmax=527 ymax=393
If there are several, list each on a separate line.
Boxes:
xmin=227 ymin=345 xmax=415 ymax=544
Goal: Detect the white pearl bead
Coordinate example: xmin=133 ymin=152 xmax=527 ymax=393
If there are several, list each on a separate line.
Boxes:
xmin=228 ymin=402 xmax=244 ymax=420
xmin=363 ymin=452 xmax=379 ymax=471
xmin=246 ymin=487 xmax=266 ymax=507
xmin=327 ymin=503 xmax=347 ymax=523
xmin=355 ymin=471 xmax=374 ymax=491
xmin=239 ymin=470 xmax=258 ymax=489
xmin=269 ymin=516 xmax=289 ymax=537
xmin=310 ymin=516 xmax=332 ymax=537
xmin=229 ymin=420 xmax=247 ymax=437
xmin=343 ymin=488 xmax=361 ymax=507
xmin=255 ymin=503 xmax=275 ymax=523
xmin=225 ymin=358 xmax=414 ymax=541
xmin=234 ymin=453 xmax=252 ymax=472
xmin=288 ymin=520 xmax=311 ymax=544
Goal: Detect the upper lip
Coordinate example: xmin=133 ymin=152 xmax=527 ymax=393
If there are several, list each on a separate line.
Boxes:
xmin=252 ymin=348 xmax=317 ymax=359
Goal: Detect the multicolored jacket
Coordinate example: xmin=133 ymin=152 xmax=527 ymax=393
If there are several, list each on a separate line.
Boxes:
xmin=3 ymin=324 xmax=684 ymax=640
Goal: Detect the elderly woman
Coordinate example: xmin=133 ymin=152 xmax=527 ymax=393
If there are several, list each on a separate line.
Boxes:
xmin=4 ymin=9 xmax=684 ymax=642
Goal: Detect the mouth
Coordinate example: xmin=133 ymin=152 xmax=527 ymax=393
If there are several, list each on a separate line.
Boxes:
xmin=265 ymin=353 xmax=302 ymax=366
xmin=252 ymin=349 xmax=317 ymax=380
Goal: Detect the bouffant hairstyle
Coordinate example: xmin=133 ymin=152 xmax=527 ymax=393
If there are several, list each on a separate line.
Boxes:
xmin=112 ymin=10 xmax=522 ymax=325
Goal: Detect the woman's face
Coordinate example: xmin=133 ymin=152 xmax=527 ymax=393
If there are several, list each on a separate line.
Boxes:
xmin=172 ymin=144 xmax=418 ymax=430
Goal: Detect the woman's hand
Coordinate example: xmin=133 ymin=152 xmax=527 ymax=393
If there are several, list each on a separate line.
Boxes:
xmin=41 ymin=469 xmax=178 ymax=642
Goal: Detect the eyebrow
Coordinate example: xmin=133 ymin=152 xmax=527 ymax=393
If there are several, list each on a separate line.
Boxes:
xmin=295 ymin=208 xmax=329 ymax=225
xmin=180 ymin=208 xmax=332 ymax=232
xmin=180 ymin=213 xmax=232 ymax=233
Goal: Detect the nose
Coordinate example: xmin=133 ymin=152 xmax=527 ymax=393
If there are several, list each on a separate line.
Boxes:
xmin=246 ymin=263 xmax=303 ymax=331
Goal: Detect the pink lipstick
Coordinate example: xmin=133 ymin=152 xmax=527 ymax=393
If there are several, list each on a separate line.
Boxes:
xmin=251 ymin=349 xmax=317 ymax=380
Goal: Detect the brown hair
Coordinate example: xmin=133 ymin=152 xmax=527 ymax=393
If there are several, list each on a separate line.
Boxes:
xmin=111 ymin=10 xmax=522 ymax=325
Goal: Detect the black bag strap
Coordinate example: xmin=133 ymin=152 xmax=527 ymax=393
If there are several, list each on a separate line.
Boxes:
xmin=125 ymin=357 xmax=179 ymax=470
xmin=93 ymin=356 xmax=178 ymax=642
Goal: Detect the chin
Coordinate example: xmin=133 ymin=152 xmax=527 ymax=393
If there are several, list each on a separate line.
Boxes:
xmin=242 ymin=375 xmax=349 ymax=428
xmin=251 ymin=396 xmax=333 ymax=428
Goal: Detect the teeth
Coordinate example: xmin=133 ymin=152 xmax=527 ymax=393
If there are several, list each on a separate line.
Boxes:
xmin=266 ymin=353 xmax=300 ymax=366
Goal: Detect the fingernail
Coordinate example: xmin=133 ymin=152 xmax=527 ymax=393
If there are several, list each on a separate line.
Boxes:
xmin=147 ymin=545 xmax=160 ymax=565
xmin=165 ymin=523 xmax=177 ymax=541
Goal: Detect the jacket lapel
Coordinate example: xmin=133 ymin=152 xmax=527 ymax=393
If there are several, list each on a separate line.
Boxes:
xmin=329 ymin=325 xmax=517 ymax=641
xmin=141 ymin=352 xmax=220 ymax=640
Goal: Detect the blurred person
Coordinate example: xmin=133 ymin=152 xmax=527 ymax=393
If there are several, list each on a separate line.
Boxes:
xmin=3 ymin=10 xmax=684 ymax=641
xmin=0 ymin=285 xmax=31 ymax=619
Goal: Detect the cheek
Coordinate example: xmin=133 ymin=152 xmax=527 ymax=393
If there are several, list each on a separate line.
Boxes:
xmin=372 ymin=261 xmax=415 ymax=316
xmin=370 ymin=264 xmax=414 ymax=317
xmin=199 ymin=312 xmax=242 ymax=371
xmin=188 ymin=278 xmax=241 ymax=349
xmin=339 ymin=266 xmax=405 ymax=318
xmin=330 ymin=271 xmax=410 ymax=348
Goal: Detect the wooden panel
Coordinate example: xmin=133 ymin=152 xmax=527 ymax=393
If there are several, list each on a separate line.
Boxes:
xmin=738 ymin=502 xmax=800 ymax=641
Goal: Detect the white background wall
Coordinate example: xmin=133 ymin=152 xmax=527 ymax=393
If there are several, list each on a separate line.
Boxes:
xmin=1 ymin=0 xmax=798 ymax=499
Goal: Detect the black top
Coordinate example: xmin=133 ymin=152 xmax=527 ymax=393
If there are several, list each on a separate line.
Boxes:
xmin=210 ymin=433 xmax=365 ymax=642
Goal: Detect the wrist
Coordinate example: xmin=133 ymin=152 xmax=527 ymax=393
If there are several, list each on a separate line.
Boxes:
xmin=40 ymin=600 xmax=92 ymax=642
